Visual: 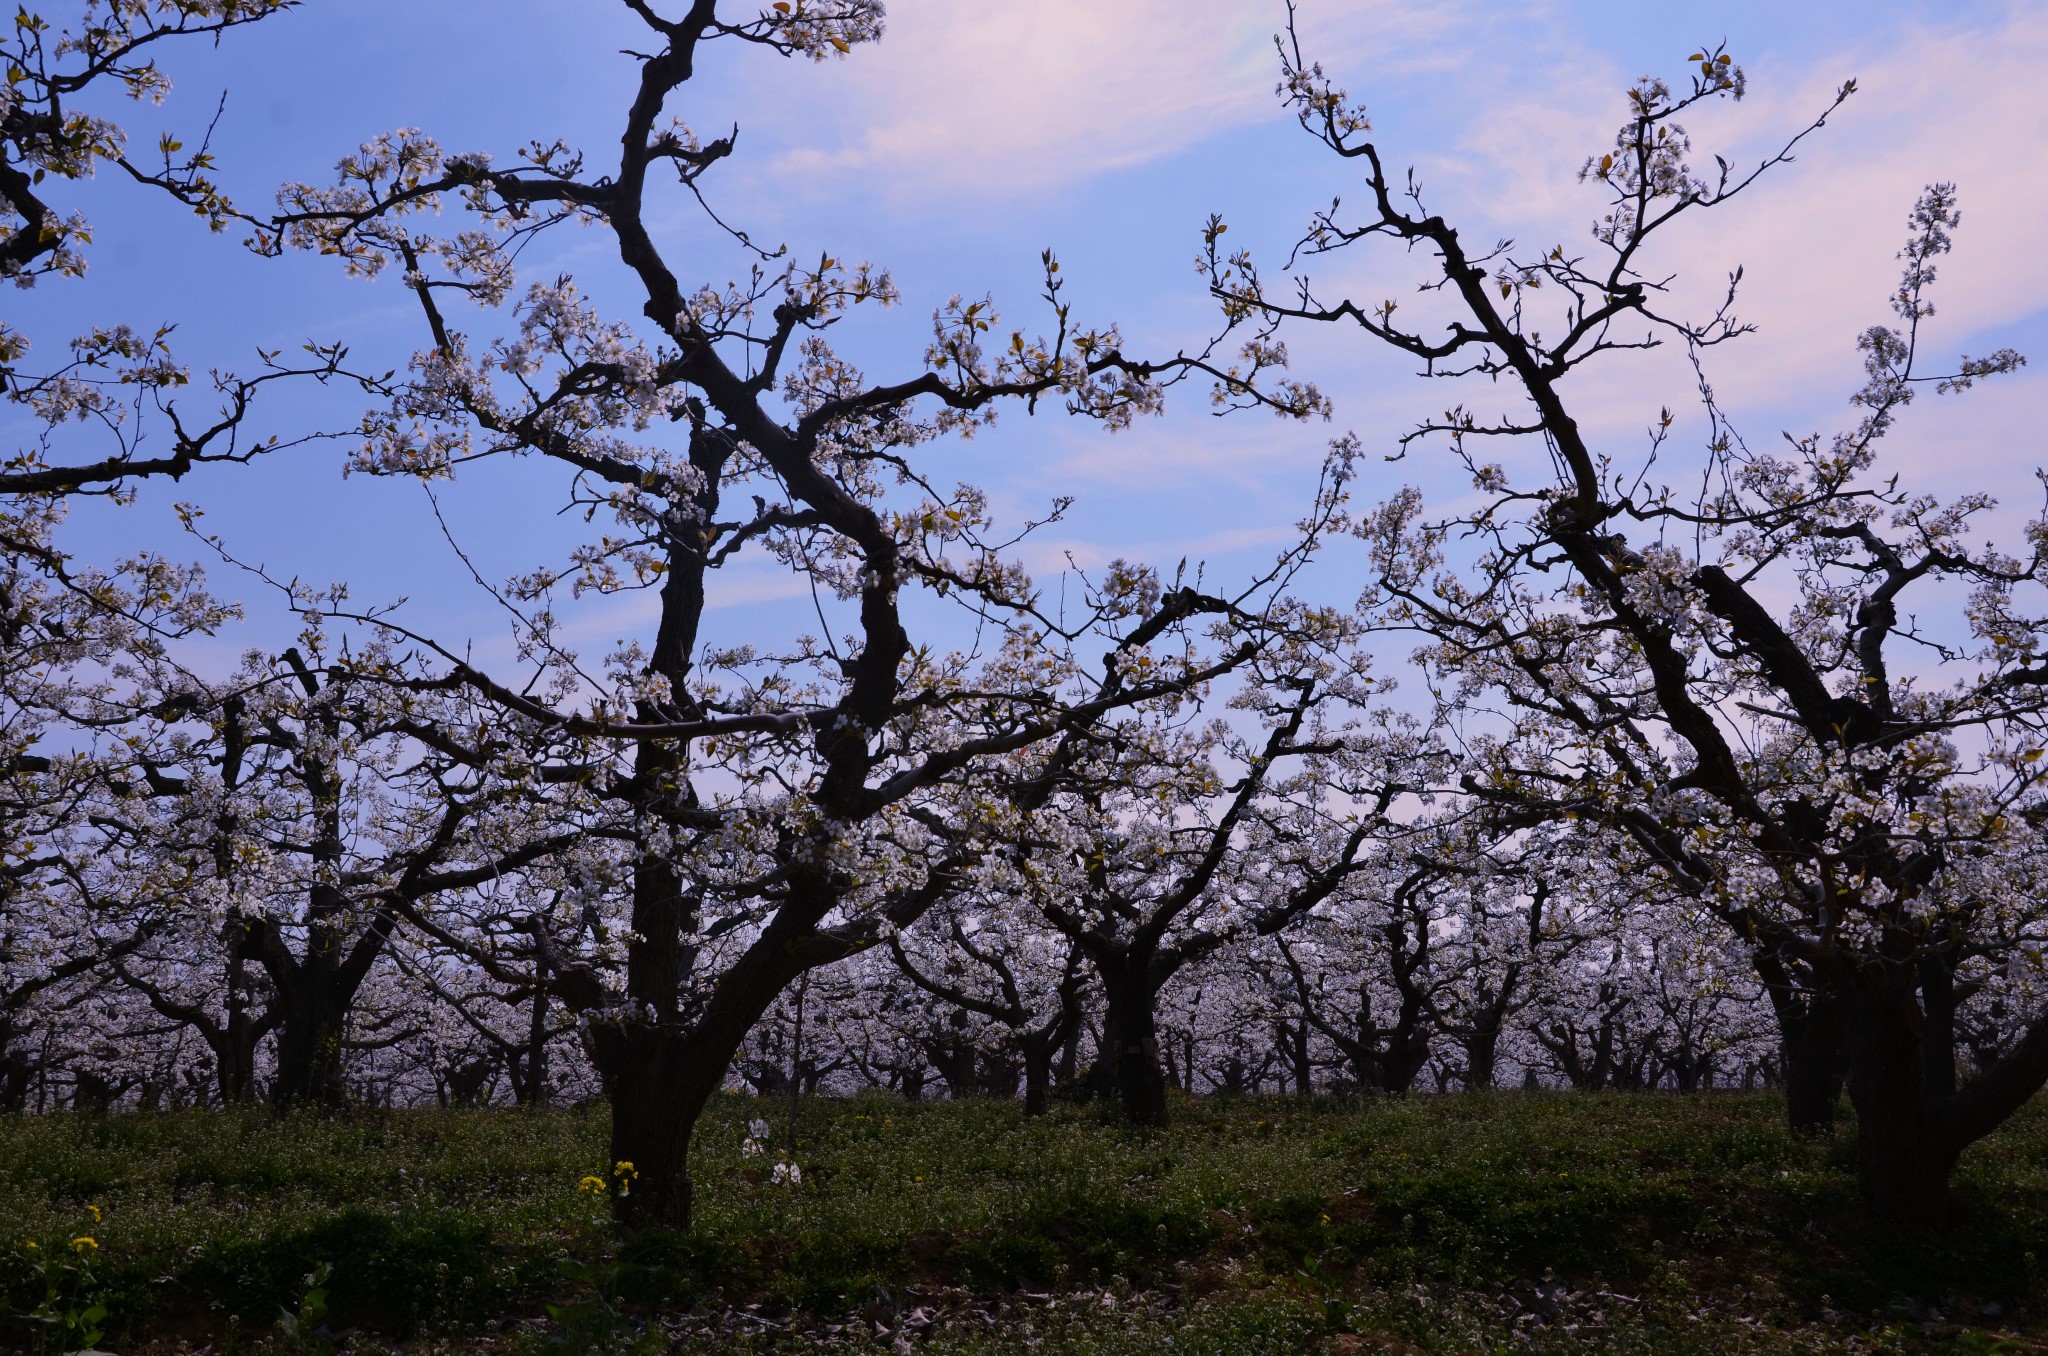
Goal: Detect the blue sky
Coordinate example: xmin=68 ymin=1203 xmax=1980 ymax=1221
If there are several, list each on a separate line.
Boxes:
xmin=20 ymin=0 xmax=2048 ymax=679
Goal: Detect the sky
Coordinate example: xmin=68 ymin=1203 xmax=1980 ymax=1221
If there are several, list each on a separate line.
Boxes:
xmin=17 ymin=0 xmax=2048 ymax=687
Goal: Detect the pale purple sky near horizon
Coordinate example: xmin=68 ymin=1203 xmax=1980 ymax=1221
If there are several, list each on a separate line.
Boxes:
xmin=18 ymin=0 xmax=2048 ymax=681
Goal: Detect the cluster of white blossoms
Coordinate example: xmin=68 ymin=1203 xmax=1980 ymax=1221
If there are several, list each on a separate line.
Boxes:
xmin=738 ymin=1118 xmax=801 ymax=1185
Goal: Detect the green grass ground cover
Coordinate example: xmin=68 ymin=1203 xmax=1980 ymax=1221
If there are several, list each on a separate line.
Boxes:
xmin=0 ymin=1092 xmax=2043 ymax=1354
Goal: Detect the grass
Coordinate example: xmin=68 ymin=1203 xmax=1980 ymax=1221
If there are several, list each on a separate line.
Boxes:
xmin=0 ymin=1091 xmax=2043 ymax=1353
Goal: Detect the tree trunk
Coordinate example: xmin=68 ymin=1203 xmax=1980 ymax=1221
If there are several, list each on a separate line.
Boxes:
xmin=217 ymin=929 xmax=262 ymax=1105
xmin=270 ymin=964 xmax=351 ymax=1108
xmin=1342 ymin=1006 xmax=1430 ymax=1094
xmin=979 ymin=1050 xmax=1021 ymax=1099
xmin=0 ymin=1050 xmax=28 ymax=1113
xmin=1054 ymin=1022 xmax=1079 ymax=1090
xmin=594 ymin=845 xmax=865 ymax=1230
xmin=1464 ymin=1017 xmax=1501 ymax=1092
xmin=0 ymin=1015 xmax=30 ymax=1113
xmin=441 ymin=1057 xmax=494 ymax=1108
xmin=600 ymin=786 xmax=702 ymax=1227
xmin=268 ymin=690 xmax=365 ymax=1110
xmin=518 ymin=947 xmax=551 ymax=1108
xmin=1758 ymin=951 xmax=1843 ymax=1135
xmin=1282 ymin=1020 xmax=1314 ymax=1096
xmin=598 ymin=939 xmax=851 ymax=1231
xmin=1781 ymin=1001 xmax=1844 ymax=1135
xmin=214 ymin=1008 xmax=262 ymax=1106
xmin=1342 ymin=1041 xmax=1385 ymax=1093
xmin=1385 ymin=1022 xmax=1431 ymax=1094
xmin=928 ymin=1039 xmax=980 ymax=1098
xmin=589 ymin=432 xmax=725 ymax=1231
xmin=1022 ymin=1037 xmax=1053 ymax=1116
xmin=1098 ymin=963 xmax=1168 ymax=1126
xmin=74 ymin=1070 xmax=114 ymax=1113
xmin=602 ymin=1029 xmax=717 ymax=1230
xmin=1840 ymin=962 xmax=1959 ymax=1223
xmin=1672 ymin=1046 xmax=1702 ymax=1093
xmin=1919 ymin=952 xmax=1960 ymax=1099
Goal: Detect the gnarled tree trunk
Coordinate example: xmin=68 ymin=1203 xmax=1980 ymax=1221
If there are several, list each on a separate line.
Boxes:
xmin=1095 ymin=958 xmax=1168 ymax=1126
xmin=258 ymin=898 xmax=389 ymax=1109
xmin=1837 ymin=958 xmax=1959 ymax=1224
xmin=1021 ymin=1035 xmax=1056 ymax=1116
xmin=1758 ymin=952 xmax=1843 ymax=1135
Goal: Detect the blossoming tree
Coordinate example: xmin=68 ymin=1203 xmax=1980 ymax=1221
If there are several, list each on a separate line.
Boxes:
xmin=246 ymin=0 xmax=1327 ymax=1226
xmin=1219 ymin=19 xmax=2045 ymax=1218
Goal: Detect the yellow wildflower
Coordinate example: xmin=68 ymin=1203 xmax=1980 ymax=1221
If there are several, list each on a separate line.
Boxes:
xmin=578 ymin=1175 xmax=607 ymax=1195
xmin=70 ymin=1236 xmax=96 ymax=1253
xmin=85 ymin=1204 xmax=102 ymax=1224
xmin=611 ymin=1160 xmax=639 ymax=1198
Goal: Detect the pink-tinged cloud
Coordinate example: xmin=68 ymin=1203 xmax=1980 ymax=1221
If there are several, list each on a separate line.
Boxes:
xmin=1429 ymin=9 xmax=2048 ymax=417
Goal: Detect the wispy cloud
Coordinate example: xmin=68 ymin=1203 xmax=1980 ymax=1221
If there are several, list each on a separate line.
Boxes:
xmin=754 ymin=0 xmax=1458 ymax=202
xmin=1428 ymin=8 xmax=2048 ymax=416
